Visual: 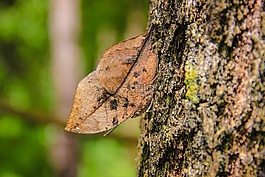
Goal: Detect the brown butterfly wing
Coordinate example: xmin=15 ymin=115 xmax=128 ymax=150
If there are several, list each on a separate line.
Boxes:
xmin=117 ymin=40 xmax=157 ymax=116
xmin=96 ymin=33 xmax=147 ymax=94
xmin=65 ymin=71 xmax=110 ymax=133
xmin=65 ymin=32 xmax=157 ymax=134
xmin=72 ymin=95 xmax=133 ymax=134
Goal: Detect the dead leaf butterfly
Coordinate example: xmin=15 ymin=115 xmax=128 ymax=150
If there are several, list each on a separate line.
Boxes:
xmin=65 ymin=27 xmax=157 ymax=134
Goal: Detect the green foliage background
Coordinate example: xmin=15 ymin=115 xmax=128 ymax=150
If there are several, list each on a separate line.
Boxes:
xmin=0 ymin=0 xmax=148 ymax=176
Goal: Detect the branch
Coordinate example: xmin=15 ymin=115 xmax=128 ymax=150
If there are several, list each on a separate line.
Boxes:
xmin=0 ymin=99 xmax=138 ymax=142
xmin=0 ymin=100 xmax=65 ymax=126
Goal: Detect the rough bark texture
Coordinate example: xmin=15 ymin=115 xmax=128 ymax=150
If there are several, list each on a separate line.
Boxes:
xmin=137 ymin=0 xmax=265 ymax=176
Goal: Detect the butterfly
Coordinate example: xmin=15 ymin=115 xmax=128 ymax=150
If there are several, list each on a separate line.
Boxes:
xmin=65 ymin=27 xmax=157 ymax=134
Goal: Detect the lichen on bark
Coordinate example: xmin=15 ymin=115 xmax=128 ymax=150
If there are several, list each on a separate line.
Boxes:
xmin=137 ymin=0 xmax=265 ymax=176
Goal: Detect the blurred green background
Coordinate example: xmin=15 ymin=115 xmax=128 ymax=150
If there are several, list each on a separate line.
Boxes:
xmin=0 ymin=0 xmax=148 ymax=177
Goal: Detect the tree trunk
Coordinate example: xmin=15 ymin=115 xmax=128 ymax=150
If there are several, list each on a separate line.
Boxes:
xmin=137 ymin=0 xmax=265 ymax=176
xmin=49 ymin=0 xmax=81 ymax=176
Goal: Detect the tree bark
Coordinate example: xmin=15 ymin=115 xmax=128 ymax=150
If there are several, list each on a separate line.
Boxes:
xmin=137 ymin=0 xmax=265 ymax=176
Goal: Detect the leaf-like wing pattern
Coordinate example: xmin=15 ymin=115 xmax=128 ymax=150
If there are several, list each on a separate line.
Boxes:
xmin=65 ymin=31 xmax=157 ymax=134
xmin=96 ymin=33 xmax=147 ymax=94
